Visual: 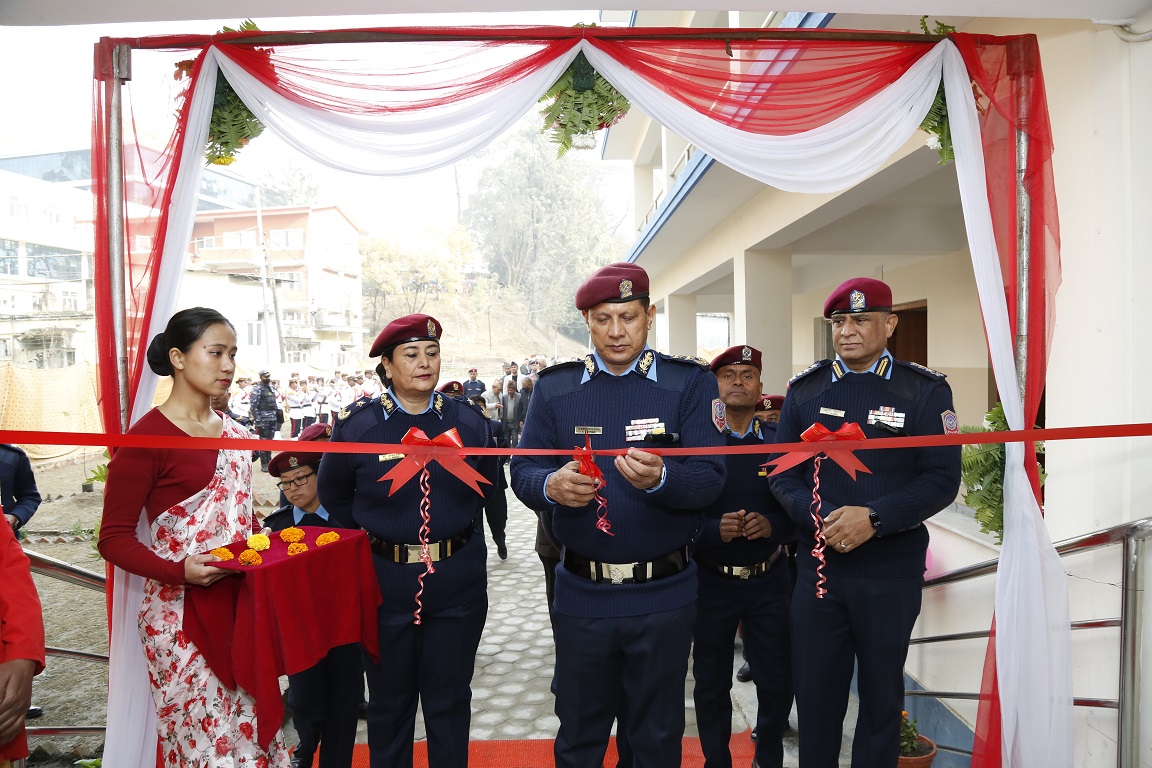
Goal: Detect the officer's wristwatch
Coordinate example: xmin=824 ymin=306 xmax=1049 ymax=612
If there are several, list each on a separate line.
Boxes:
xmin=868 ymin=508 xmax=881 ymax=536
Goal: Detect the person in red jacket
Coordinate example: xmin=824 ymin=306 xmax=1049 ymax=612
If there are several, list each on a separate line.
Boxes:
xmin=0 ymin=516 xmax=45 ymax=765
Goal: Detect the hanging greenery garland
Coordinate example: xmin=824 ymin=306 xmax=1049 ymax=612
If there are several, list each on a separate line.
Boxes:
xmin=540 ymin=33 xmax=630 ymax=156
xmin=918 ymin=16 xmax=957 ymax=164
xmin=174 ymin=20 xmax=267 ymax=166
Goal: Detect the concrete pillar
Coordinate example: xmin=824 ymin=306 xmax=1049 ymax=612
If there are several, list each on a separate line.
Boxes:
xmin=734 ymin=249 xmax=792 ymax=394
xmin=665 ymin=293 xmax=698 ymax=357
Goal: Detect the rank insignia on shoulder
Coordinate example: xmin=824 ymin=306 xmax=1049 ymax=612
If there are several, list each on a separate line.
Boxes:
xmin=831 ymin=360 xmax=847 ymax=380
xmin=908 ymin=361 xmax=945 ymax=378
xmin=584 ymin=354 xmax=597 ymax=377
xmin=789 ymin=359 xmax=829 ymax=385
xmin=337 ymin=408 xmax=351 ymax=421
xmin=670 ymin=353 xmax=709 ymax=368
xmin=941 ymin=410 xmax=960 ymax=435
xmin=637 ymin=349 xmax=655 ymax=374
xmin=380 ymin=394 xmax=397 ymax=415
xmin=712 ymin=398 xmax=727 ymax=433
xmin=753 ymin=420 xmax=762 ymax=439
xmin=433 ymin=392 xmax=445 ymax=415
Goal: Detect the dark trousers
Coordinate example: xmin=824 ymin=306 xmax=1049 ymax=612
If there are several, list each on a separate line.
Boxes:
xmin=256 ymin=422 xmax=276 ymax=470
xmin=539 ymin=554 xmax=560 ymax=633
xmin=318 ymin=412 xmax=330 ymax=424
xmin=791 ymin=568 xmax=922 ymax=768
xmin=287 ymin=642 xmax=362 ymax=768
xmin=693 ymin=565 xmax=792 ymax=768
xmin=291 ymin=417 xmax=303 ymax=437
xmin=552 ymin=604 xmax=695 ymax=768
xmin=363 ymin=598 xmax=487 ymax=768
xmin=483 ymin=488 xmax=508 ymax=548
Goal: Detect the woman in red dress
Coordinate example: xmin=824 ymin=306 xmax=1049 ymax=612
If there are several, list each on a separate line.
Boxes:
xmin=99 ymin=307 xmax=290 ymax=768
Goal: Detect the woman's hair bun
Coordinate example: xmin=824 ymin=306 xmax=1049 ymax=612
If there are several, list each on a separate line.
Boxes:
xmin=146 ymin=332 xmax=174 ymax=376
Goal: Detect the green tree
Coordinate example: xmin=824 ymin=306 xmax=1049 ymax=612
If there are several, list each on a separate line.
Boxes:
xmin=258 ymin=162 xmax=320 ymax=207
xmin=465 ymin=121 xmax=630 ymax=339
xmin=360 ymin=227 xmax=475 ymax=330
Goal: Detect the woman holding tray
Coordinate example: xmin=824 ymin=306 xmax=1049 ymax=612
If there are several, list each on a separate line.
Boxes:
xmin=98 ymin=307 xmax=290 ymax=768
xmin=318 ymin=313 xmax=498 ymax=768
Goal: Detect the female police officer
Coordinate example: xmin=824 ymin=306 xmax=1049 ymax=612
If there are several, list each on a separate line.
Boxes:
xmin=317 ymin=314 xmax=497 ymax=768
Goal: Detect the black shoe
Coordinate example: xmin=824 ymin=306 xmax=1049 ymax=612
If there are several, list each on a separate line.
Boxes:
xmin=736 ymin=662 xmax=752 ymax=682
xmin=26 ymin=706 xmax=43 ymax=719
xmin=497 ymin=543 xmax=508 ymax=560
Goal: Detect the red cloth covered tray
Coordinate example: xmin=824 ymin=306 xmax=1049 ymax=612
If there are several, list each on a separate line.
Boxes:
xmin=183 ymin=528 xmax=381 ymax=749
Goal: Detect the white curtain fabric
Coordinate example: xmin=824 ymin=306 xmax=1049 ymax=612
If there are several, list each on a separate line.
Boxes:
xmin=120 ymin=35 xmax=1068 ymax=768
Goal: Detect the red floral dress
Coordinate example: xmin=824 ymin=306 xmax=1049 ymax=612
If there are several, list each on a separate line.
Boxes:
xmin=137 ymin=419 xmax=291 ymax=767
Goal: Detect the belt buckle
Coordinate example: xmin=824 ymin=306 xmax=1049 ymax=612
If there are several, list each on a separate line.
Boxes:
xmin=608 ymin=565 xmax=627 ymax=585
xmin=736 ymin=566 xmax=752 ymax=580
xmin=405 ymin=543 xmax=431 ymax=563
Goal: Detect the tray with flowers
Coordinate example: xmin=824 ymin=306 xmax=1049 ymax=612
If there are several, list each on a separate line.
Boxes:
xmin=206 ymin=527 xmax=345 ymax=571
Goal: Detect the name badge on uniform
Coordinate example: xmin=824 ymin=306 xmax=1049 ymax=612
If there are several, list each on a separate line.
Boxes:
xmin=867 ymin=406 xmax=906 ymax=429
xmin=626 ymin=418 xmax=662 ymax=442
xmin=819 ymin=407 xmax=846 ymax=417
xmin=574 ymin=426 xmax=603 ymax=435
xmin=378 ymin=453 xmax=404 ymax=462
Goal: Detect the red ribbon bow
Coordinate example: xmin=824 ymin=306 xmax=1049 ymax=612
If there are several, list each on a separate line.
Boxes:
xmin=378 ymin=427 xmax=492 ymax=496
xmin=573 ymin=434 xmax=613 ymax=535
xmin=763 ymin=422 xmax=872 ymax=479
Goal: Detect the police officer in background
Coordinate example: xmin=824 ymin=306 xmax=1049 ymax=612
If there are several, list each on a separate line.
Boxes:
xmin=250 ymin=370 xmax=280 ymax=473
xmin=511 ymin=262 xmax=725 ymax=768
xmin=318 ymin=314 xmax=497 ymax=768
xmin=0 ymin=444 xmax=41 ymax=536
xmin=265 ymin=448 xmax=358 ymax=768
xmin=769 ymin=278 xmax=960 ymax=768
xmin=694 ymin=346 xmax=795 ymax=768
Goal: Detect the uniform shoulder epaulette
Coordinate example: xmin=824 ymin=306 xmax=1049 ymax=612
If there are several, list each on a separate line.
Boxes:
xmin=660 ymin=352 xmax=710 ymax=369
xmin=788 ymin=359 xmax=832 ymax=385
xmin=900 ymin=360 xmax=947 ymax=379
xmin=337 ymin=395 xmax=376 ymax=421
xmin=537 ymin=359 xmax=584 ymax=377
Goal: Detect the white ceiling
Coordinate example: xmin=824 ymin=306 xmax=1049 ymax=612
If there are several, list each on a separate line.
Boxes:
xmin=4 ymin=0 xmax=1151 ymax=26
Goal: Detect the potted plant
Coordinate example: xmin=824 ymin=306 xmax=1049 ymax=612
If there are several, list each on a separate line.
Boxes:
xmin=960 ymin=402 xmax=1046 ymax=544
xmin=899 ymin=710 xmax=937 ymax=767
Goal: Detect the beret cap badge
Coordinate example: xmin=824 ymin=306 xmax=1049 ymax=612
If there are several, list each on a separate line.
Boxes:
xmin=850 ymin=290 xmax=866 ymax=310
xmin=741 ymin=346 xmax=752 ymax=361
xmin=619 ymin=279 xmax=632 ymax=299
xmin=288 ymin=456 xmax=299 ymax=468
xmin=427 ymin=319 xmax=437 ymax=338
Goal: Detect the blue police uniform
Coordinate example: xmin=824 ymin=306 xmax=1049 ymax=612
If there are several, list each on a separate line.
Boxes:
xmin=317 ymin=390 xmax=497 ymax=768
xmin=769 ymin=353 xmax=961 ymax=768
xmin=264 ymin=498 xmax=360 ymax=768
xmin=0 ymin=444 xmax=40 ymax=535
xmin=511 ymin=348 xmax=726 ymax=768
xmin=693 ymin=419 xmax=796 ymax=768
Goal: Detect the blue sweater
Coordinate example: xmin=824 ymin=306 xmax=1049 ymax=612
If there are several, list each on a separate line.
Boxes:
xmin=695 ymin=420 xmax=796 ymax=564
xmin=317 ymin=392 xmax=497 ymax=615
xmin=768 ymin=359 xmax=961 ymax=579
xmin=510 ymin=351 xmax=726 ymax=618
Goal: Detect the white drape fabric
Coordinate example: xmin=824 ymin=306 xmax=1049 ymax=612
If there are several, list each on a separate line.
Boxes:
xmin=941 ymin=43 xmax=1072 ymax=768
xmin=122 ymin=35 xmax=1068 ymax=768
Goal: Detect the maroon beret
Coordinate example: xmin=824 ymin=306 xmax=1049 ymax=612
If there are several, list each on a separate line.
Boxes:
xmin=369 ymin=314 xmax=443 ymax=357
xmin=710 ymin=344 xmax=762 ymax=372
xmin=757 ymin=394 xmax=784 ymax=412
xmin=438 ymin=380 xmax=464 ymax=397
xmin=267 ymin=450 xmax=323 ymax=478
xmin=823 ymin=278 xmax=892 ymax=318
xmin=297 ymin=422 xmax=332 ymax=442
xmin=575 ymin=262 xmax=649 ymax=311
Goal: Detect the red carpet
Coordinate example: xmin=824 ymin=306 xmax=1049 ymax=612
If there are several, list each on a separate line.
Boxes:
xmin=333 ymin=731 xmax=756 ymax=767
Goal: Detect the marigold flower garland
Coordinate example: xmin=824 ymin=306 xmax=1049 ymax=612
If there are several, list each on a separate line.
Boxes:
xmin=316 ymin=531 xmax=341 ymax=547
xmin=287 ymin=542 xmax=308 ymax=556
xmin=279 ymin=527 xmax=305 ymax=544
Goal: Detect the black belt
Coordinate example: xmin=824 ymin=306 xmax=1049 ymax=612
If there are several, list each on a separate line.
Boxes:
xmin=369 ymin=527 xmax=473 ymax=564
xmin=695 ymin=547 xmax=783 ymax=580
xmin=562 ymin=547 xmax=689 ymax=585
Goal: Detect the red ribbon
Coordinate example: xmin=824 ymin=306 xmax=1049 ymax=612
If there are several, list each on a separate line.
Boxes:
xmin=763 ymin=422 xmax=872 ymax=479
xmin=378 ymin=427 xmax=492 ymax=496
xmin=573 ymin=434 xmax=613 ymax=535
xmin=763 ymin=422 xmax=871 ymax=599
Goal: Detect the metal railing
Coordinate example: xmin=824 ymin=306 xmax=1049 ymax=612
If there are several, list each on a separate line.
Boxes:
xmin=23 ymin=548 xmax=108 ymax=738
xmin=909 ymin=516 xmax=1152 ymax=765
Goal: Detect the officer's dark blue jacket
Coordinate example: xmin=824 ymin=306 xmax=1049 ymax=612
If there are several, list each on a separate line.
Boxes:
xmin=0 ymin=444 xmax=40 ymax=530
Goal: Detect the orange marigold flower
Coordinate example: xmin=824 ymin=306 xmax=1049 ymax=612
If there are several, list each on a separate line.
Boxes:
xmin=209 ymin=547 xmax=234 ymax=561
xmin=315 ymin=531 xmax=341 ymax=547
xmin=247 ymin=533 xmax=271 ymax=552
xmin=287 ymin=542 xmax=308 ymax=556
xmin=279 ymin=527 xmax=305 ymax=544
xmin=238 ymin=549 xmax=263 ymax=566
